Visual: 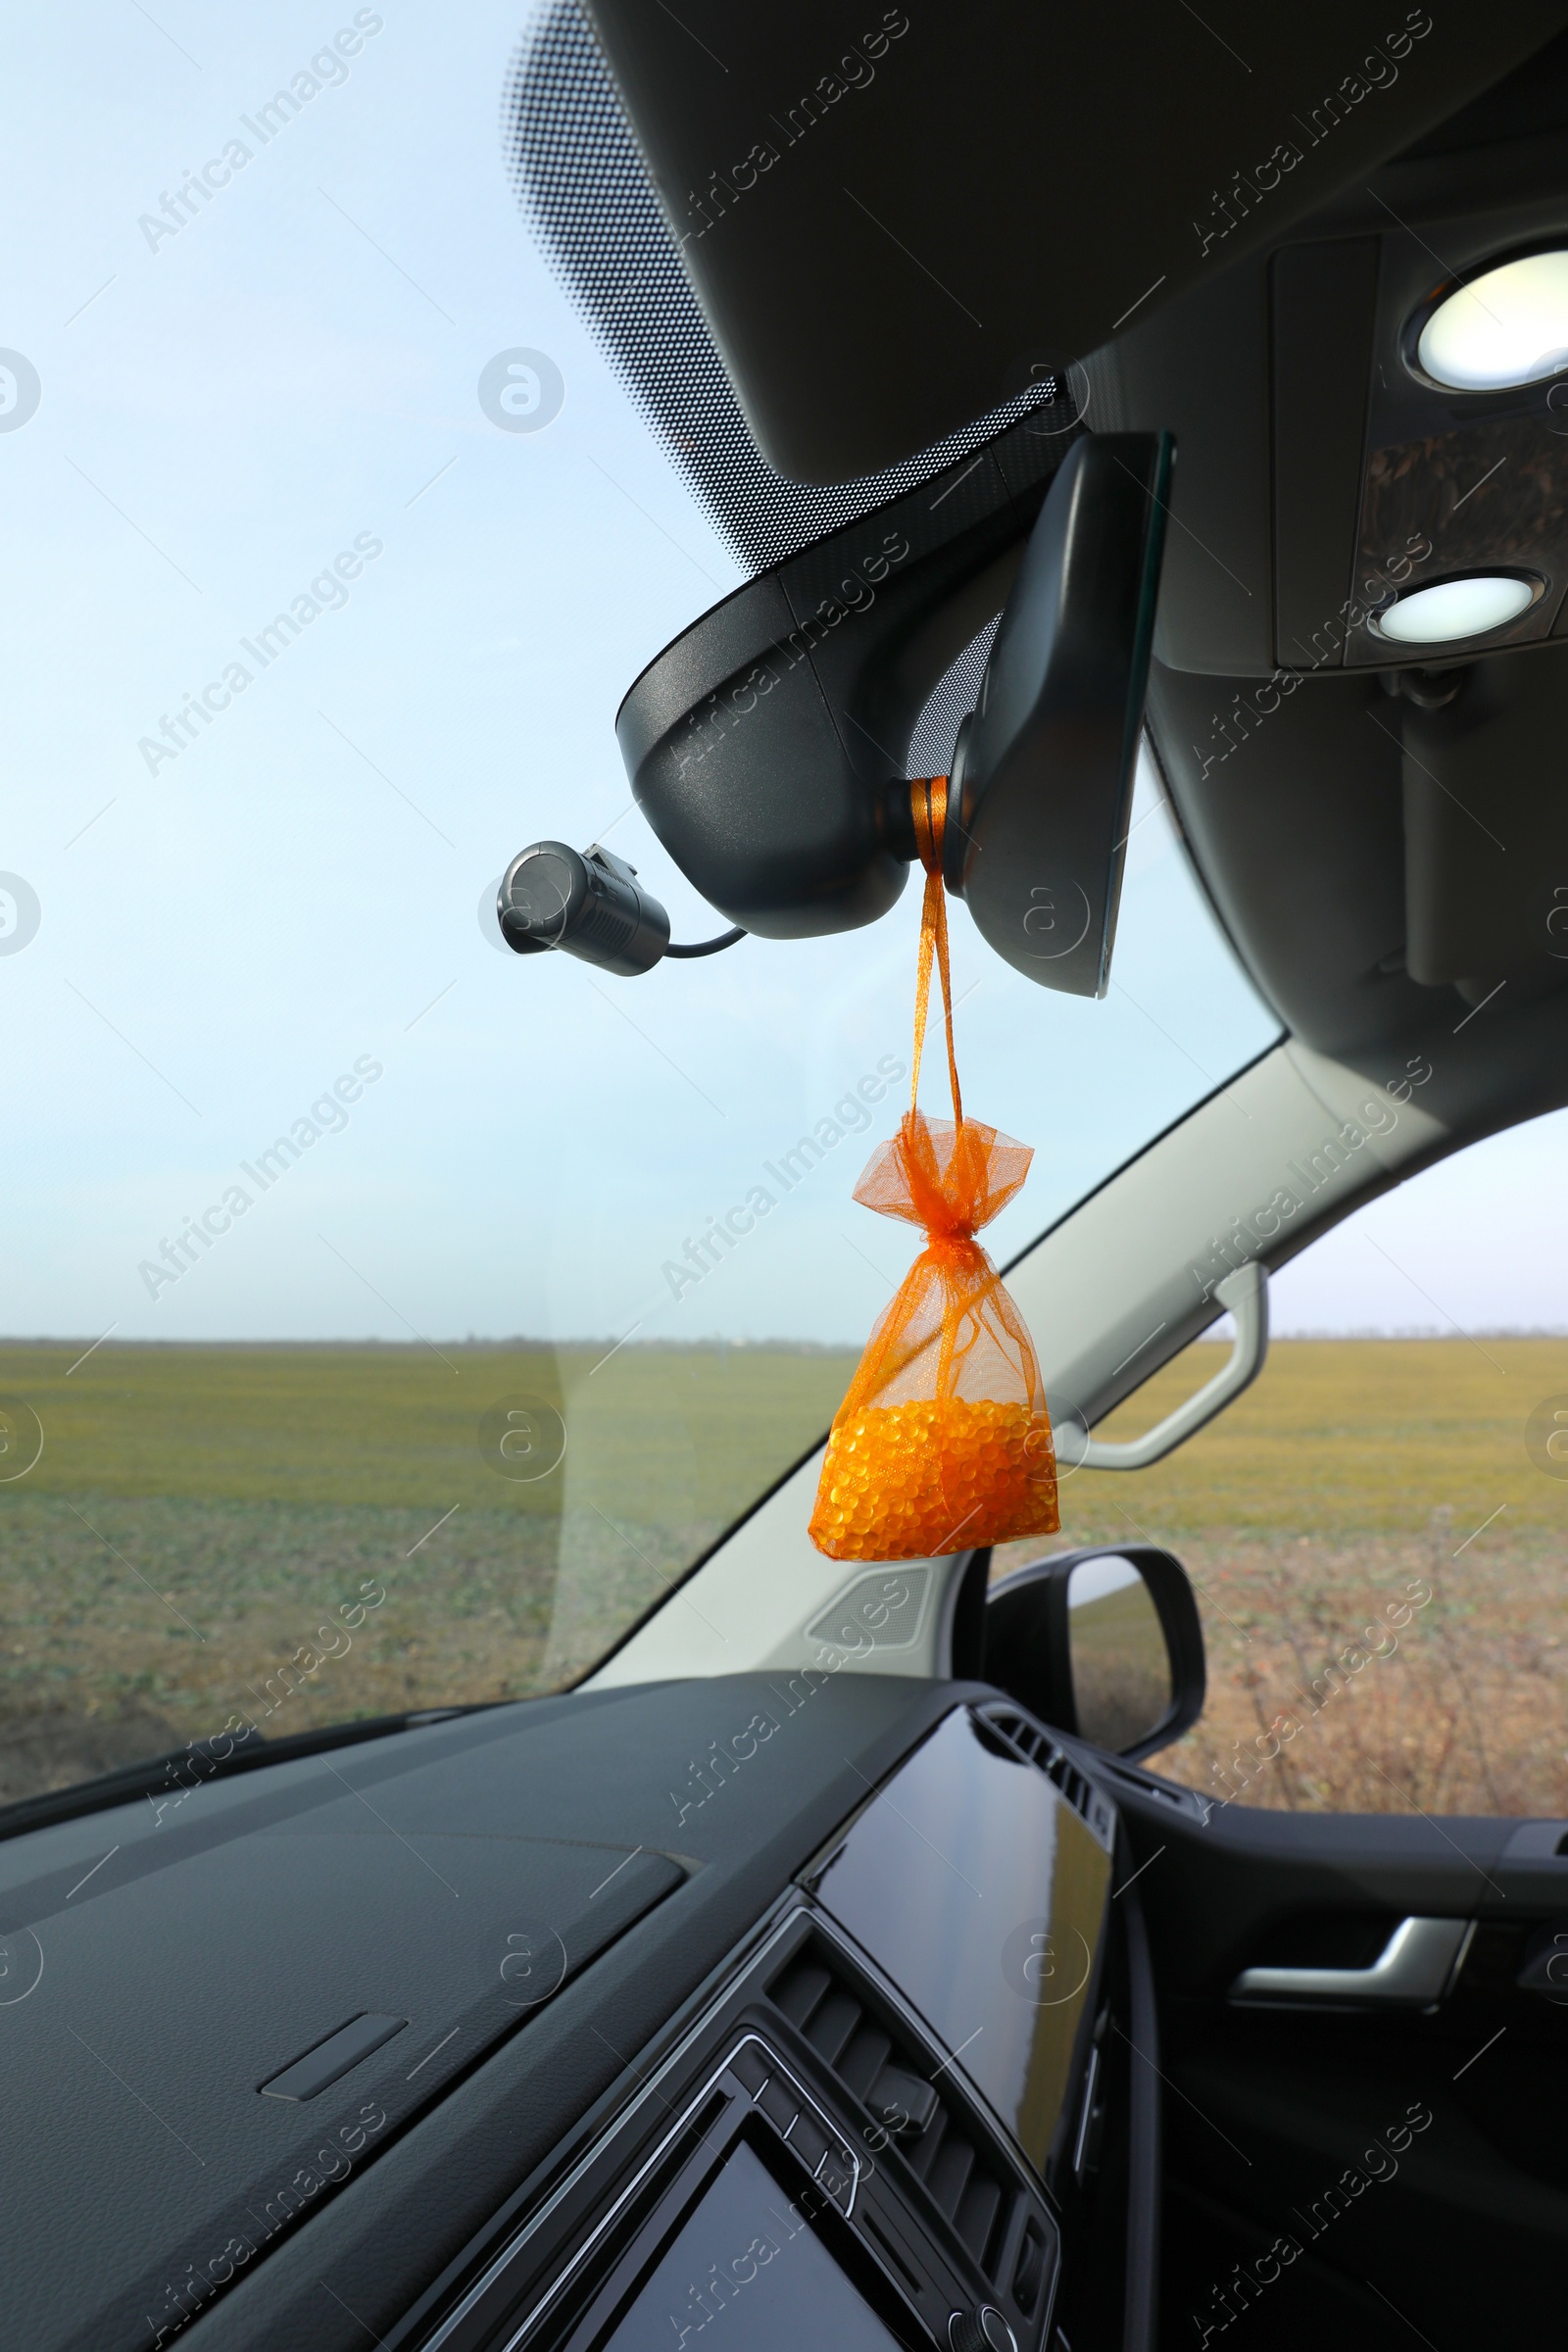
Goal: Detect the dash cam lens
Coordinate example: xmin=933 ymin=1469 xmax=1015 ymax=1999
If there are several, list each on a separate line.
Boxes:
xmin=503 ymin=849 xmax=573 ymax=939
xmin=499 ymin=845 xmax=586 ymax=953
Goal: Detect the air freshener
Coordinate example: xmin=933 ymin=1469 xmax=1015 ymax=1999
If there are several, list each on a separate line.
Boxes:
xmin=809 ymin=779 xmax=1059 ymax=1562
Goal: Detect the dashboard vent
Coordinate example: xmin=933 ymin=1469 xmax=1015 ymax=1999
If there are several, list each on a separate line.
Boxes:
xmin=765 ymin=1942 xmax=1011 ymax=2279
xmin=980 ymin=1706 xmax=1113 ymax=1843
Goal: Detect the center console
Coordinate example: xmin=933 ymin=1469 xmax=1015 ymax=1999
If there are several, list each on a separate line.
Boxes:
xmin=412 ymin=1706 xmax=1119 ymax=2352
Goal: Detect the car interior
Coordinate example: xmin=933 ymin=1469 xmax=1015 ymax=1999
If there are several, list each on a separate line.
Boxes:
xmin=9 ymin=5 xmax=1568 ymax=2349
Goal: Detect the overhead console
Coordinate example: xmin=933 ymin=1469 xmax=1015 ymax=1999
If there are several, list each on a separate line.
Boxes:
xmin=579 ymin=1 xmax=1562 ymax=481
xmin=1091 ymin=168 xmax=1568 ymax=679
xmin=1089 ymin=37 xmax=1568 ymax=1053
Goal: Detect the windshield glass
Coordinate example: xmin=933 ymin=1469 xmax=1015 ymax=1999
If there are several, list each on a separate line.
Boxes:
xmin=0 ymin=6 xmax=1279 ymax=1805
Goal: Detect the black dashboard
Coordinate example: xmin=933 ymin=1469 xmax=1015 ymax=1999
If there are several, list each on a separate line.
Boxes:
xmin=0 ymin=1676 xmax=1138 ymax=2352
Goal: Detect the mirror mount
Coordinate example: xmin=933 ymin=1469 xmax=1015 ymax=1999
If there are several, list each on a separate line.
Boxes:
xmin=981 ymin=1544 xmax=1205 ymax=1763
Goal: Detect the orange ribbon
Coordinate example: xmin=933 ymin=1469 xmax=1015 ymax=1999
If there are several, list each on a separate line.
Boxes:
xmin=908 ymin=777 xmax=963 ymax=1135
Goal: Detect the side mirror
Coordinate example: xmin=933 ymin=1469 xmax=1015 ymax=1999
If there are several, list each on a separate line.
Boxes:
xmin=981 ymin=1544 xmax=1205 ymax=1762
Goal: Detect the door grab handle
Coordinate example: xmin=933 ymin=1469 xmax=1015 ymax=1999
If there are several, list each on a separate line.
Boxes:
xmin=1079 ymin=1262 xmax=1268 ymax=1471
xmin=1229 ymin=1917 xmax=1474 ymax=2008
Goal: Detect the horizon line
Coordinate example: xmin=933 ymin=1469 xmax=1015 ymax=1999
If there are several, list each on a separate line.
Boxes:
xmin=3 ymin=1327 xmax=1568 ymax=1350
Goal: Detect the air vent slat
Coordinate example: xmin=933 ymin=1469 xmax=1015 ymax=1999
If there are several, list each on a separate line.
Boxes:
xmin=867 ymin=2060 xmax=938 ymax=2139
xmin=770 ymin=1958 xmax=832 ymax=2030
xmin=764 ymin=1936 xmax=1016 ymax=2286
xmin=838 ymin=2024 xmax=893 ymax=2103
xmin=984 ymin=1707 xmax=1101 ymax=1830
xmin=928 ymin=2133 xmax=976 ymax=2219
xmin=956 ymin=2176 xmax=1004 ymax=2268
xmin=805 ymin=1988 xmax=864 ymax=2068
xmin=906 ymin=2104 xmax=949 ymax=2181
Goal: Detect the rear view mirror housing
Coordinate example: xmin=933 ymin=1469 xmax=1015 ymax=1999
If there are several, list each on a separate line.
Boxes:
xmin=946 ymin=432 xmax=1171 ymax=996
xmin=981 ymin=1544 xmax=1205 ymax=1762
xmin=609 ymin=421 xmax=1171 ymax=999
xmin=612 ymin=406 xmax=1067 ymax=942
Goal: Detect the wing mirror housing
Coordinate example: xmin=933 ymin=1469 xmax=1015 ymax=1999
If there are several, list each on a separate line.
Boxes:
xmin=981 ymin=1544 xmax=1205 ymax=1761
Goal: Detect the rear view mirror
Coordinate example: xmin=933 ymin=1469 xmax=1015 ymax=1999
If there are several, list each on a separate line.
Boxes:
xmin=981 ymin=1544 xmax=1204 ymax=1761
xmin=604 ymin=419 xmax=1170 ymax=1004
xmin=945 ymin=431 xmax=1171 ymax=998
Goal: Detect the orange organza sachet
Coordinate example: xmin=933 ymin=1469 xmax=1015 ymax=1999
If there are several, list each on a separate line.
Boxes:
xmin=809 ymin=779 xmax=1059 ymax=1562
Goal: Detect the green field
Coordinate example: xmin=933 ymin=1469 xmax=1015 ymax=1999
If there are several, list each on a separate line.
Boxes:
xmin=0 ymin=1340 xmax=854 ymax=1799
xmin=1 ymin=1335 xmax=1564 ymax=1813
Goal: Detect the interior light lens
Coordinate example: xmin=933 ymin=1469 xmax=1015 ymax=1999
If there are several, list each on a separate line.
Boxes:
xmin=1417 ymin=250 xmax=1568 ymax=389
xmin=1374 ymin=574 xmax=1536 ymax=644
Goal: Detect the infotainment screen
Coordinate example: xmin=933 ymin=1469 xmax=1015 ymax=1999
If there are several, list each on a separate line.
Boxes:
xmin=601 ymin=2138 xmax=902 ymax=2352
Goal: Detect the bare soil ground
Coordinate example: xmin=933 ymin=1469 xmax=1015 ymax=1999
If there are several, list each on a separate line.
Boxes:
xmin=993 ymin=1337 xmax=1568 ymax=1816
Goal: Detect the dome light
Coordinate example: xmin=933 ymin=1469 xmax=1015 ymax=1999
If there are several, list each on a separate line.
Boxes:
xmin=1374 ymin=573 xmax=1537 ymax=645
xmin=1417 ymin=250 xmax=1568 ymax=390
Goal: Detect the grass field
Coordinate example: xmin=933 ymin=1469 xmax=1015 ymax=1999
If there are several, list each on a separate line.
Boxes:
xmin=1004 ymin=1335 xmax=1568 ymax=1817
xmin=0 ymin=1335 xmax=1564 ymax=1813
xmin=0 ymin=1340 xmax=855 ymax=1798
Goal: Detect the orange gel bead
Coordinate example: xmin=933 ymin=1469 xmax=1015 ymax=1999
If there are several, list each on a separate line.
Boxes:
xmin=809 ymin=1396 xmax=1058 ymax=1562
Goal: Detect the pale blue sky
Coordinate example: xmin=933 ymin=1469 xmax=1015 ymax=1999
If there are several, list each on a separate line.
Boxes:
xmin=0 ymin=1 xmax=1557 ymax=1348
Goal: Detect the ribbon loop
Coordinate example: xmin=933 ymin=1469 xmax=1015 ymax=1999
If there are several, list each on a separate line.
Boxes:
xmin=908 ymin=778 xmax=962 ymax=1132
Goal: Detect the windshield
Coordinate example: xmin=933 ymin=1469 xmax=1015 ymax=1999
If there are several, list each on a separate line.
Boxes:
xmin=0 ymin=7 xmax=1278 ymax=1806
